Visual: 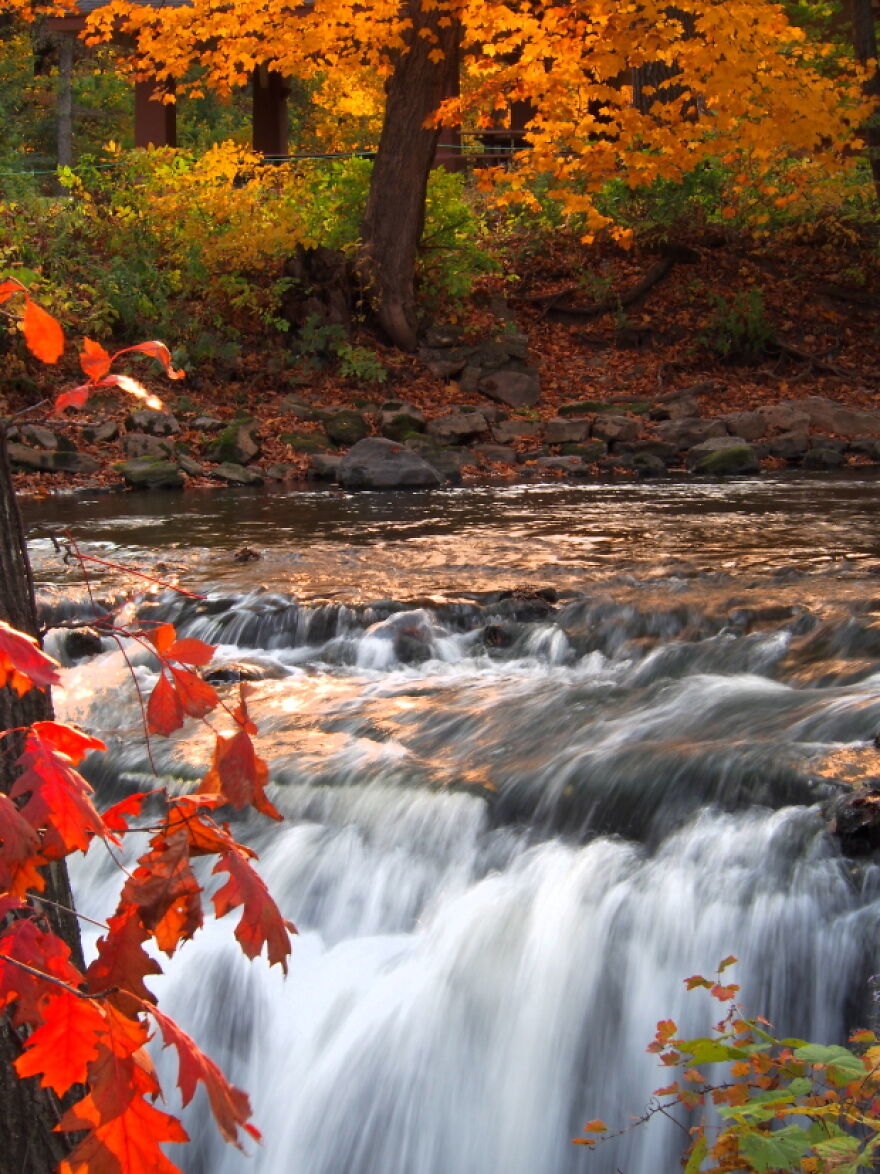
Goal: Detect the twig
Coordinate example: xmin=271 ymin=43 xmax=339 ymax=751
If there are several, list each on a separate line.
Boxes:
xmin=0 ymin=951 xmax=116 ymax=1000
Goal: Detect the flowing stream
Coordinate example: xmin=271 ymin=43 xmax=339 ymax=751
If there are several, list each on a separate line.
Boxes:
xmin=22 ymin=476 xmax=880 ymax=1173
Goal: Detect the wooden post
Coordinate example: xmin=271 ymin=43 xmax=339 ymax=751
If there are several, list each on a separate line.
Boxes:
xmin=252 ymin=67 xmax=290 ymax=159
xmin=55 ymin=32 xmax=74 ymax=168
xmin=134 ymin=78 xmax=176 ymax=148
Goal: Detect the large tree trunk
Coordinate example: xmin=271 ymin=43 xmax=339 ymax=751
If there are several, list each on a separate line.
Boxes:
xmin=0 ymin=430 xmax=81 ymax=1174
xmin=850 ymin=0 xmax=880 ymax=200
xmin=360 ymin=1 xmax=461 ymax=351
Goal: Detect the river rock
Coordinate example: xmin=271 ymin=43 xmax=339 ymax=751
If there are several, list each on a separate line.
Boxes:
xmin=558 ymin=400 xmax=604 ymax=417
xmin=591 ymin=415 xmax=642 ymax=444
xmin=338 ymin=437 xmax=443 ymax=490
xmin=324 ymin=409 xmax=369 ymax=446
xmin=768 ymin=431 xmax=810 ymax=461
xmin=282 ymin=431 xmax=330 ymax=454
xmin=560 ymin=440 xmax=608 ymax=461
xmin=82 ymin=419 xmax=120 ymax=443
xmin=192 ymin=415 xmax=225 ymax=433
xmin=719 ymin=411 xmax=764 ymax=442
xmin=533 ymin=455 xmax=585 ymax=475
xmin=687 ymin=437 xmax=760 ymax=475
xmin=801 ymin=447 xmax=844 ymax=470
xmin=280 ymin=396 xmax=328 ymax=423
xmin=848 ymin=437 xmax=880 ymax=462
xmin=116 ymin=458 xmax=185 ymax=489
xmin=633 ymin=452 xmax=668 ymax=478
xmin=208 ymin=462 xmax=264 ymax=485
xmin=122 ymin=433 xmax=176 ymax=460
xmin=545 ymin=417 xmax=591 ymax=444
xmin=404 ymin=436 xmax=468 ymax=481
xmin=492 ymin=419 xmax=541 ymax=444
xmin=125 ymin=409 xmax=180 ymax=436
xmin=306 ymin=454 xmax=342 ymax=480
xmin=655 ymin=417 xmax=728 ymax=449
xmin=757 ymin=403 xmax=811 ymax=435
xmin=472 ymin=443 xmax=517 ymax=465
xmin=7 ymin=444 xmax=100 ymax=474
xmin=16 ymin=424 xmax=72 ymax=450
xmin=204 ymin=417 xmax=261 ymax=464
xmin=380 ymin=402 xmax=426 ymax=441
xmin=426 ymin=410 xmax=488 ymax=445
xmin=479 ymin=370 xmax=541 ymax=409
xmin=798 ymin=396 xmax=880 ymax=438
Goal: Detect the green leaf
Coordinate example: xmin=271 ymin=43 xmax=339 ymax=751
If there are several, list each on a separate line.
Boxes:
xmin=685 ymin=1039 xmax=749 ymax=1065
xmin=684 ymin=1134 xmax=708 ymax=1173
xmin=738 ymin=1125 xmax=811 ymax=1172
xmin=793 ymin=1043 xmax=865 ymax=1081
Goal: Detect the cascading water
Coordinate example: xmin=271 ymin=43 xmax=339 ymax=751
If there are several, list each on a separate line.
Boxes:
xmin=24 ymin=477 xmax=880 ymax=1173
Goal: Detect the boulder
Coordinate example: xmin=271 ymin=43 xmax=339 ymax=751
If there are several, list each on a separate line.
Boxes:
xmin=337 ymin=437 xmax=443 ymax=490
xmin=207 ymin=462 xmax=264 ymax=485
xmin=492 ymin=419 xmax=541 ymax=444
xmin=307 ymin=454 xmax=343 ymax=481
xmin=558 ymin=400 xmax=605 ymax=417
xmin=544 ymin=417 xmax=591 ymax=444
xmin=798 ymin=396 xmax=880 ymax=438
xmin=425 ymin=410 xmax=489 ymax=445
xmin=478 ymin=370 xmax=541 ymax=409
xmin=656 ymin=417 xmax=728 ymax=450
xmin=125 ymin=409 xmax=180 ymax=436
xmin=82 ymin=419 xmax=120 ymax=443
xmin=281 ymin=431 xmax=331 ymax=454
xmin=472 ymin=443 xmax=517 ymax=465
xmin=757 ymin=403 xmax=811 ymax=435
xmin=633 ymin=452 xmax=668 ymax=478
xmin=380 ymin=402 xmax=426 ymax=441
xmin=279 ymin=396 xmax=328 ymax=423
xmin=719 ymin=411 xmax=764 ymax=442
xmin=191 ymin=415 xmax=225 ymax=433
xmin=7 ymin=444 xmax=100 ymax=475
xmin=768 ymin=431 xmax=810 ymax=461
xmin=121 ymin=433 xmax=175 ymax=460
xmin=560 ymin=440 xmax=608 ymax=461
xmin=116 ymin=458 xmax=185 ymax=489
xmin=687 ymin=437 xmax=760 ymax=475
xmin=204 ymin=417 xmax=261 ymax=464
xmin=404 ymin=436 xmax=468 ymax=481
xmin=591 ymin=414 xmax=642 ymax=444
xmin=17 ymin=424 xmax=70 ymax=450
xmin=801 ymin=447 xmax=844 ymax=470
xmin=848 ymin=437 xmax=880 ymax=462
xmin=324 ymin=409 xmax=369 ymax=446
xmin=533 ymin=455 xmax=585 ymax=475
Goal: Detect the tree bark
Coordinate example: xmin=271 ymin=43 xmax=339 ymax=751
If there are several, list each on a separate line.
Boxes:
xmin=55 ymin=32 xmax=74 ymax=170
xmin=360 ymin=1 xmax=461 ymax=351
xmin=0 ymin=429 xmax=81 ymax=1174
xmin=850 ymin=0 xmax=880 ymax=200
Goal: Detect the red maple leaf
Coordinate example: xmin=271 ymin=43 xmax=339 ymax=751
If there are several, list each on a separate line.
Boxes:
xmin=200 ymin=729 xmax=281 ymax=820
xmin=12 ymin=730 xmax=108 ymax=858
xmin=149 ymin=1004 xmax=260 ymax=1146
xmin=85 ymin=906 xmax=163 ymax=1013
xmin=0 ymin=620 xmax=61 ymax=695
xmin=119 ymin=827 xmax=203 ymax=954
xmin=0 ymin=792 xmax=45 ymax=895
xmin=14 ymin=988 xmax=107 ymax=1095
xmin=212 ymin=848 xmax=295 ymax=973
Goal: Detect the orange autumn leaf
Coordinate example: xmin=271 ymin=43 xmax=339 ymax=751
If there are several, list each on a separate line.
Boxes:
xmin=0 ymin=792 xmax=45 ymax=895
xmin=168 ymin=666 xmax=220 ymax=720
xmin=21 ymin=296 xmax=64 ymax=364
xmin=200 ymin=728 xmax=280 ymax=820
xmin=79 ymin=336 xmax=113 ymax=382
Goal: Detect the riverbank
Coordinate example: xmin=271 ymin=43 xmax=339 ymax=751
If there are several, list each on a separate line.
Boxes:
xmin=6 ymin=232 xmax=880 ymax=495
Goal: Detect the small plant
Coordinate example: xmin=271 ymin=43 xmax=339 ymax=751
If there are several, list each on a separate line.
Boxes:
xmin=577 ymin=959 xmax=880 ymax=1172
xmin=293 ymin=312 xmax=387 ymax=383
xmin=697 ymin=289 xmax=774 ymax=364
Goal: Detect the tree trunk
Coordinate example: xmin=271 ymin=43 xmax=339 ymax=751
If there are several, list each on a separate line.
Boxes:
xmin=851 ymin=0 xmax=880 ymax=200
xmin=360 ymin=1 xmax=461 ymax=351
xmin=0 ymin=429 xmax=81 ymax=1174
xmin=55 ymin=32 xmax=74 ymax=170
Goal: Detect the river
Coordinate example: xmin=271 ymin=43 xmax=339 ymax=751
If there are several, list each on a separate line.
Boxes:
xmin=21 ymin=475 xmax=880 ymax=1174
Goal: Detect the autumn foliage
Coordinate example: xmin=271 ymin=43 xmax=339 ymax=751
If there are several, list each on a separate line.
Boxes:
xmin=1 ymin=297 xmax=295 ymax=1172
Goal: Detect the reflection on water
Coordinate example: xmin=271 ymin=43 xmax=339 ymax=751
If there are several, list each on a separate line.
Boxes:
xmin=21 ymin=473 xmax=880 ymax=602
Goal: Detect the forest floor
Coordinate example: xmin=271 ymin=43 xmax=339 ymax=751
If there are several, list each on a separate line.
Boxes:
xmin=7 ymin=226 xmax=880 ymax=496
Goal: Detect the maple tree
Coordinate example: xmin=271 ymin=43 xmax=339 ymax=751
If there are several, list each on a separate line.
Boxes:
xmin=0 ymin=290 xmax=295 ymax=1173
xmin=14 ymin=0 xmax=861 ymax=348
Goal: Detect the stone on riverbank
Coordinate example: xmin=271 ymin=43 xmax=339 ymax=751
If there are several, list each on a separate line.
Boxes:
xmin=116 ymin=458 xmax=185 ymax=489
xmin=337 ymin=437 xmax=443 ymax=490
